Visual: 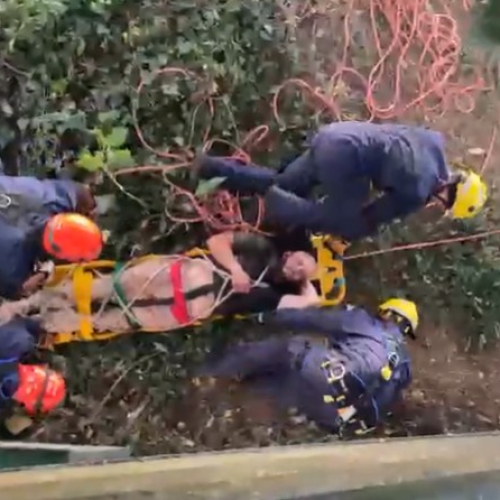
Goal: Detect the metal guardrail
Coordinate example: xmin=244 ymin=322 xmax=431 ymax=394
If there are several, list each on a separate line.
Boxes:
xmin=2 ymin=433 xmax=500 ymax=500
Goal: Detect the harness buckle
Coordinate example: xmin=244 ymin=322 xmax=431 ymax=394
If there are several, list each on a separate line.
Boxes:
xmin=321 ymin=358 xmax=346 ymax=383
xmin=388 ymin=352 xmax=399 ymax=368
xmin=381 ymin=352 xmax=400 ymax=381
xmin=0 ymin=193 xmax=12 ymax=209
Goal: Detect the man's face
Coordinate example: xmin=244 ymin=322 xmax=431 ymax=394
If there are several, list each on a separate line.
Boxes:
xmin=282 ymin=251 xmax=318 ymax=282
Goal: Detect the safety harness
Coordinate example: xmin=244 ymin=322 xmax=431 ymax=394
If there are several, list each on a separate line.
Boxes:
xmin=109 ymin=260 xmax=225 ymax=330
xmin=321 ymin=328 xmax=409 ymax=436
xmin=291 ymin=325 xmax=409 ymax=437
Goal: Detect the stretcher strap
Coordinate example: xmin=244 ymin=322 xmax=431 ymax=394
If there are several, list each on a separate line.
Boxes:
xmin=112 ymin=263 xmax=142 ymax=329
xmin=170 ymin=260 xmax=190 ymax=325
xmin=73 ymin=267 xmax=94 ymax=340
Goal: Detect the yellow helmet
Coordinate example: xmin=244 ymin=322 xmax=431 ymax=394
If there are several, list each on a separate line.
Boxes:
xmin=450 ymin=170 xmax=487 ymax=219
xmin=379 ymin=298 xmax=419 ymax=337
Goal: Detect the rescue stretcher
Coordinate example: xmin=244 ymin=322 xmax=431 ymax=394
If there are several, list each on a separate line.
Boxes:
xmin=44 ymin=235 xmax=347 ymax=346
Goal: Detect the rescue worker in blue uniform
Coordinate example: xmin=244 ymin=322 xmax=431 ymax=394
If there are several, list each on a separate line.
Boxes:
xmin=0 ymin=212 xmax=103 ymax=300
xmin=196 ymin=298 xmax=417 ymax=436
xmin=195 ymin=121 xmax=488 ymax=242
xmin=0 ymin=174 xmax=102 ymax=299
xmin=0 ymin=317 xmax=66 ymax=439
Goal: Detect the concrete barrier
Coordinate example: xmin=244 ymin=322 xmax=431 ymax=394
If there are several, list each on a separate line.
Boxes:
xmin=2 ymin=433 xmax=500 ymax=500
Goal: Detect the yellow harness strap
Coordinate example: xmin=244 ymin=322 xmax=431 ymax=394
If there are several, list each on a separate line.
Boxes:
xmin=311 ymin=235 xmax=347 ymax=305
xmin=72 ymin=266 xmax=94 ymax=340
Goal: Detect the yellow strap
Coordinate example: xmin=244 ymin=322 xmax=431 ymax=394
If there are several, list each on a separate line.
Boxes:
xmin=310 ymin=235 xmax=346 ymax=306
xmin=380 ymin=365 xmax=393 ymax=381
xmin=73 ymin=267 xmax=94 ymax=340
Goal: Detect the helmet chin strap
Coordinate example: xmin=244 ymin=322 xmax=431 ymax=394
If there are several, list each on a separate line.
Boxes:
xmin=433 ymin=179 xmax=459 ymax=211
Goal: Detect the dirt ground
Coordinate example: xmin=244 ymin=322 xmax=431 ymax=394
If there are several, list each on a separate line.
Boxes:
xmin=26 ymin=2 xmax=500 ymax=455
xmin=28 ymin=319 xmax=500 ymax=456
xmin=391 ymin=325 xmax=500 ymax=437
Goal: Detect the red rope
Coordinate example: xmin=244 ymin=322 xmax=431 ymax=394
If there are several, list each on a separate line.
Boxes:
xmin=115 ymin=0 xmax=495 ymax=243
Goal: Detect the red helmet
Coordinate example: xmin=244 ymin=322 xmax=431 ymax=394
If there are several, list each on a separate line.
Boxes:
xmin=43 ymin=213 xmax=103 ymax=262
xmin=13 ymin=364 xmax=66 ymax=416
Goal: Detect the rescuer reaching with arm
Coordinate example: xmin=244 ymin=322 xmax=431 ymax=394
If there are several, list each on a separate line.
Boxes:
xmin=194 ymin=121 xmax=488 ymax=243
xmin=196 ymin=298 xmax=417 ymax=436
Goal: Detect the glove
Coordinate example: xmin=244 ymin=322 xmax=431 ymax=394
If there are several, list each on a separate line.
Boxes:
xmin=37 ymin=260 xmax=55 ymax=281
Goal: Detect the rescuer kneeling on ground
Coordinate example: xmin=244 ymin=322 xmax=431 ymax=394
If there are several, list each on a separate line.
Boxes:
xmin=0 ymin=212 xmax=104 ymax=301
xmin=195 ymin=121 xmax=488 ymax=243
xmin=196 ymin=299 xmax=417 ymax=436
xmin=0 ymin=317 xmax=66 ymax=439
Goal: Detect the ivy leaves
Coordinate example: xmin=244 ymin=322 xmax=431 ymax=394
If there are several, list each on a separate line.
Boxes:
xmin=77 ymin=125 xmax=134 ymax=172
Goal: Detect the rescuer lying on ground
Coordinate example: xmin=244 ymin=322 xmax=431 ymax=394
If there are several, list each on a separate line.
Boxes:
xmin=0 ymin=317 xmax=66 ymax=439
xmin=196 ymin=299 xmax=417 ymax=436
xmin=195 ymin=121 xmax=488 ymax=242
xmin=0 ymin=230 xmax=320 ymax=335
xmin=0 ymin=212 xmax=104 ymax=300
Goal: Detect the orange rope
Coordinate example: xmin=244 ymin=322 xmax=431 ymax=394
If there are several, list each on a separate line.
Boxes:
xmin=346 ymin=228 xmax=500 ymax=261
xmin=116 ymin=0 xmax=495 ymax=248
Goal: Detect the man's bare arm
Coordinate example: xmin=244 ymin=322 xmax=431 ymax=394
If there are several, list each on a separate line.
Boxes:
xmin=276 ymin=280 xmax=320 ymax=310
xmin=207 ymin=232 xmax=243 ymax=273
xmin=206 ymin=231 xmax=252 ymax=293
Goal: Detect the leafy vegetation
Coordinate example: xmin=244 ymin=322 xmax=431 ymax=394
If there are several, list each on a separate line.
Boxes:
xmin=1 ymin=0 xmax=500 ymax=451
xmin=480 ymin=0 xmax=500 ymax=44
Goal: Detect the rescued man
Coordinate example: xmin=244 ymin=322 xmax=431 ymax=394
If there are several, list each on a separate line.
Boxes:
xmin=196 ymin=298 xmax=417 ymax=436
xmin=0 ymin=220 xmax=320 ymax=336
xmin=0 ymin=317 xmax=66 ymax=439
xmin=195 ymin=121 xmax=488 ymax=243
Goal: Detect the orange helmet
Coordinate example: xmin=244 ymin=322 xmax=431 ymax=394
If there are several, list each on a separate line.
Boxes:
xmin=43 ymin=213 xmax=103 ymax=262
xmin=13 ymin=364 xmax=66 ymax=416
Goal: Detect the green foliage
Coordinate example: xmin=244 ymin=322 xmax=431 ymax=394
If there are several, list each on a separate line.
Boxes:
xmin=1 ymin=0 xmax=499 ymax=345
xmin=346 ymin=216 xmax=500 ymax=349
xmin=479 ymin=0 xmax=500 ymax=44
xmin=0 ymin=0 xmax=313 ymax=179
xmin=77 ymin=117 xmax=134 ymax=172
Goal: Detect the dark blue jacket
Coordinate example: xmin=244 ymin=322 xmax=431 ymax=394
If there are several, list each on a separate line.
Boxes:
xmin=0 ymin=220 xmax=45 ymax=299
xmin=0 ymin=175 xmax=80 ymax=232
xmin=310 ymin=121 xmax=450 ymax=203
xmin=0 ymin=176 xmax=80 ymax=299
xmin=275 ymin=305 xmax=408 ymax=386
xmin=0 ymin=318 xmax=43 ymax=408
xmin=273 ymin=306 xmax=412 ymax=432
